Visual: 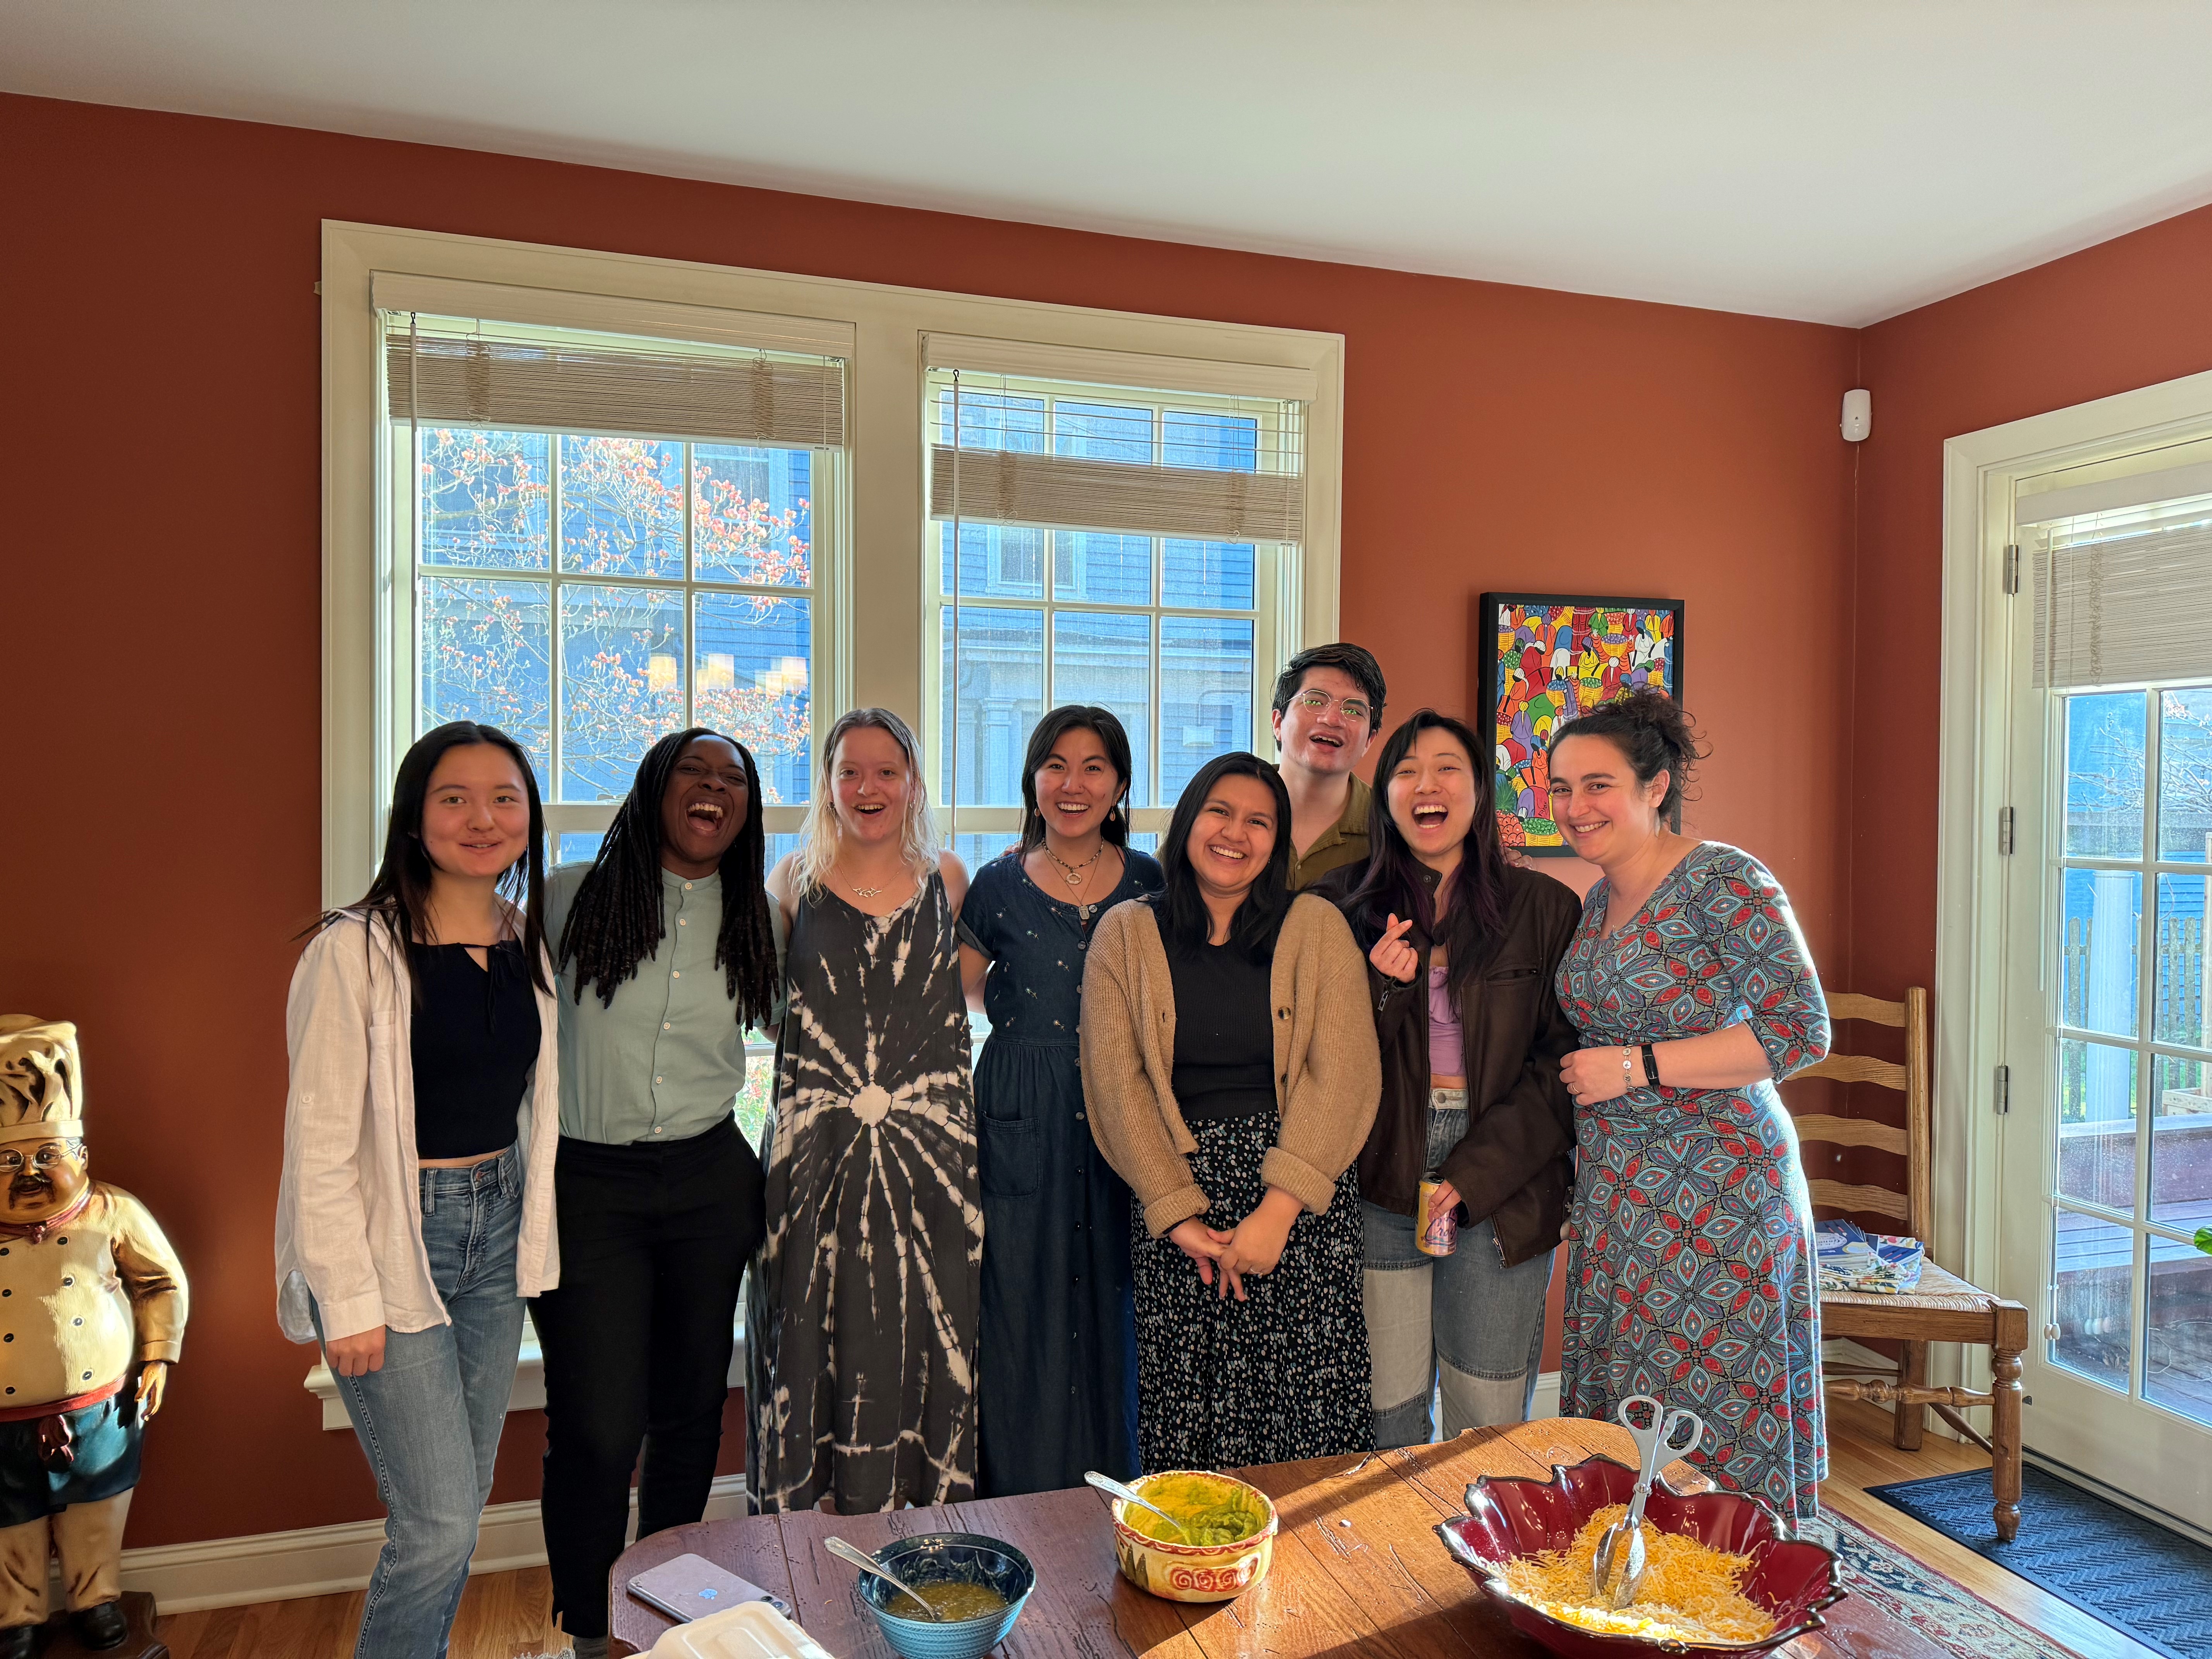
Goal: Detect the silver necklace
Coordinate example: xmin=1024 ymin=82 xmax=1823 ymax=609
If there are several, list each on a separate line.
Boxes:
xmin=1045 ymin=841 xmax=1106 ymax=892
xmin=839 ymin=864 xmax=893 ymax=899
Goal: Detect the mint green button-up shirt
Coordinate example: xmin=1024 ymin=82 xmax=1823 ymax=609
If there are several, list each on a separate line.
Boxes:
xmin=546 ymin=864 xmax=787 ymax=1146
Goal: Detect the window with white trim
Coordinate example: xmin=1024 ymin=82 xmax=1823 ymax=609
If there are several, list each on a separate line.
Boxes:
xmin=376 ymin=289 xmax=848 ymax=902
xmin=924 ymin=354 xmax=1307 ymax=869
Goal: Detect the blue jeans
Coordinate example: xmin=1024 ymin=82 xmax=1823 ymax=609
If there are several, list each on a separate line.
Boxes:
xmin=1362 ymin=1093 xmax=1553 ymax=1448
xmin=312 ymin=1147 xmax=525 ymax=1659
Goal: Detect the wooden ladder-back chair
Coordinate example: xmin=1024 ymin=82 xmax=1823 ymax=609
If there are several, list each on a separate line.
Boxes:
xmin=1786 ymin=988 xmax=2032 ymax=1540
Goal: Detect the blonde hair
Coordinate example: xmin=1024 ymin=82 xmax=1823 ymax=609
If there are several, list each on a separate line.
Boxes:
xmin=795 ymin=707 xmax=940 ymax=896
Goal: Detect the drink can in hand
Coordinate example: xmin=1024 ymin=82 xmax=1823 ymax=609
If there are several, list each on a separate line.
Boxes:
xmin=1417 ymin=1178 xmax=1458 ymax=1257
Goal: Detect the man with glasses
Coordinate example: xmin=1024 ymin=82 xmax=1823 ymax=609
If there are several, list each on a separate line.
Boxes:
xmin=1270 ymin=642 xmax=1388 ymax=890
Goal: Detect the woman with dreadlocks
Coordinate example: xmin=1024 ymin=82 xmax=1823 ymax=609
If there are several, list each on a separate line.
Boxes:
xmin=745 ymin=707 xmax=981 ymax=1516
xmin=534 ymin=729 xmax=782 ymax=1659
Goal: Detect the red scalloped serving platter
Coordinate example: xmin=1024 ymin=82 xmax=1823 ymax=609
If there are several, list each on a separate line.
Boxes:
xmin=1433 ymin=1455 xmax=1846 ymax=1659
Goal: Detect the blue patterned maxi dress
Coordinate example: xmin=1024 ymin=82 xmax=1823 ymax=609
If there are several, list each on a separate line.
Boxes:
xmin=1553 ymin=842 xmax=1831 ymax=1523
xmin=959 ymin=847 xmax=1163 ymax=1496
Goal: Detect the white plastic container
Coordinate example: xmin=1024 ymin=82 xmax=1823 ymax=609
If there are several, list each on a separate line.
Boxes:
xmin=646 ymin=1601 xmax=837 ymax=1659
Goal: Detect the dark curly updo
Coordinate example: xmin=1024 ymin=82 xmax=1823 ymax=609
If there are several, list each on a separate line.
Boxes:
xmin=1546 ymin=687 xmax=1704 ymax=818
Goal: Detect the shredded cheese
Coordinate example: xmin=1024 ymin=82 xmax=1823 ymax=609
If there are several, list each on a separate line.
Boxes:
xmin=1496 ymin=1504 xmax=1776 ymax=1645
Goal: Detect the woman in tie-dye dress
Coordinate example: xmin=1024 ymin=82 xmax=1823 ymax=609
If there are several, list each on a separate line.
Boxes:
xmin=1544 ymin=690 xmax=1830 ymax=1526
xmin=747 ymin=708 xmax=982 ymax=1516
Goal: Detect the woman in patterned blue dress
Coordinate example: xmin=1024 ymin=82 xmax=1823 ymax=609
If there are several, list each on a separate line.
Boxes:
xmin=1545 ymin=690 xmax=1831 ymax=1525
xmin=958 ymin=706 xmax=1162 ymax=1496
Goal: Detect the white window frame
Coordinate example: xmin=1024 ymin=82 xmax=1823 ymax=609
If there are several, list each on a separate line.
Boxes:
xmin=324 ymin=220 xmax=1343 ymax=910
xmin=922 ymin=369 xmax=1304 ymax=843
xmin=316 ymin=223 xmax=1343 ymax=1417
xmin=1935 ymin=363 xmax=2212 ymax=1425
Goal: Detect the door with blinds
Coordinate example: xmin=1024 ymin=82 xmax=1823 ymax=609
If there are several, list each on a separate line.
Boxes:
xmin=921 ymin=336 xmax=1310 ymax=866
xmin=1998 ymin=439 xmax=2212 ymax=1531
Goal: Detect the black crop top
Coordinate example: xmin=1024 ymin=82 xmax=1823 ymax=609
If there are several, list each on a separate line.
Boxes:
xmin=1166 ymin=938 xmax=1278 ymax=1122
xmin=408 ymin=939 xmax=540 ymax=1160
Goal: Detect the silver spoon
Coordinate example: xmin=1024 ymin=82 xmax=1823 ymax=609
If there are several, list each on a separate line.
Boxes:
xmin=1083 ymin=1470 xmax=1193 ymax=1542
xmin=1592 ymin=1395 xmax=1705 ymax=1609
xmin=824 ymin=1535 xmax=944 ymax=1622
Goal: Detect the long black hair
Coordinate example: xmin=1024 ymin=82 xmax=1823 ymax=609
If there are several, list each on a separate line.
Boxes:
xmin=1019 ymin=704 xmax=1134 ymax=851
xmin=316 ymin=720 xmax=550 ymax=996
xmin=1151 ymin=751 xmax=1295 ymax=958
xmin=1347 ymin=709 xmax=1509 ymax=993
xmin=556 ymin=727 xmax=779 ymax=1031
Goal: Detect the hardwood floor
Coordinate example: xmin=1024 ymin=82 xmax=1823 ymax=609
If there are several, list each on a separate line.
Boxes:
xmin=152 ymin=1399 xmax=2162 ymax=1659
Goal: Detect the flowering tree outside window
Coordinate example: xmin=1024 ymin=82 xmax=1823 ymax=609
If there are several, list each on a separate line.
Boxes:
xmin=416 ymin=427 xmax=815 ymax=804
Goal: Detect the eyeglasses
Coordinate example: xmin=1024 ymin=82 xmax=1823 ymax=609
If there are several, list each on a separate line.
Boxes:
xmin=0 ymin=1146 xmax=70 ymax=1173
xmin=1292 ymin=689 xmax=1372 ymax=724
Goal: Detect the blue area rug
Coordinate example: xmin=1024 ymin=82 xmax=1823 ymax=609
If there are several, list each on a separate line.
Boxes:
xmin=1866 ymin=1465 xmax=2212 ymax=1659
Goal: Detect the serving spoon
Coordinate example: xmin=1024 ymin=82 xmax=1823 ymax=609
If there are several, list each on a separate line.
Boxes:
xmin=1591 ymin=1395 xmax=1706 ymax=1609
xmin=824 ymin=1535 xmax=945 ymax=1622
xmin=1083 ymin=1470 xmax=1193 ymax=1541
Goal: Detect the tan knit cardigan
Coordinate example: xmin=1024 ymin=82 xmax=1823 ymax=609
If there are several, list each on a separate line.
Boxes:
xmin=1079 ymin=893 xmax=1382 ymax=1237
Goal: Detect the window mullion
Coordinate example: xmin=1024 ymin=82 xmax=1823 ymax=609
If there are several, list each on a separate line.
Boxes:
xmin=1159 ymin=539 xmax=1176 ymax=814
xmin=2135 ymin=690 xmax=2162 ymax=1284
xmin=681 ymin=440 xmax=696 ymax=732
xmin=549 ymin=432 xmax=565 ymax=804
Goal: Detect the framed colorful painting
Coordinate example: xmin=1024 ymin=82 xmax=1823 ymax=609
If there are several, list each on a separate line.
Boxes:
xmin=1479 ymin=592 xmax=1685 ymax=856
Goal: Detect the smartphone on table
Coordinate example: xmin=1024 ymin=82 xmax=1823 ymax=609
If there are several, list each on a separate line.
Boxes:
xmin=628 ymin=1553 xmax=793 ymax=1622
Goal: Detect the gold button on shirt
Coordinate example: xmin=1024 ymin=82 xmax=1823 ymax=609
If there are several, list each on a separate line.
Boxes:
xmin=0 ymin=1186 xmax=187 ymax=1410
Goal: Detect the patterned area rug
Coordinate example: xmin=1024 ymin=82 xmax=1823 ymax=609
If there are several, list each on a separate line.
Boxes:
xmin=1805 ymin=1508 xmax=2080 ymax=1659
xmin=1865 ymin=1466 xmax=2212 ymax=1659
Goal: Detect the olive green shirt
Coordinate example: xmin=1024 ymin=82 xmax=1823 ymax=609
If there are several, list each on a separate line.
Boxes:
xmin=1286 ymin=772 xmax=1373 ymax=891
xmin=546 ymin=864 xmax=786 ymax=1146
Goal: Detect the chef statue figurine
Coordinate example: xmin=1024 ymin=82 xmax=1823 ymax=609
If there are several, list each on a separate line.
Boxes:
xmin=0 ymin=1018 xmax=187 ymax=1657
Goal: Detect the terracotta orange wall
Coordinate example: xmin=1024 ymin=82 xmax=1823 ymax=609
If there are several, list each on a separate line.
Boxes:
xmin=0 ymin=91 xmax=1858 ymax=1547
xmin=1851 ymin=204 xmax=2212 ymax=1009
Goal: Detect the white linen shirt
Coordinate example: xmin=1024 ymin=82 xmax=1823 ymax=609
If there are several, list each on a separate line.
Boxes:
xmin=273 ymin=911 xmax=562 ymax=1345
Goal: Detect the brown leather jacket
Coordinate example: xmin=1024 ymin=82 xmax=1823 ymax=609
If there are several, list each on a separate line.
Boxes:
xmin=1311 ymin=860 xmax=1581 ymax=1268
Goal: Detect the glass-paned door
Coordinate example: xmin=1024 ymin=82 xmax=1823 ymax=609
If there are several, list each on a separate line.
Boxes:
xmin=2000 ymin=468 xmax=2212 ymax=1531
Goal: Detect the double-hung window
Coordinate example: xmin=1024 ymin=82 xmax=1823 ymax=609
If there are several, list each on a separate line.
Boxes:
xmin=376 ymin=282 xmax=849 ymax=1138
xmin=376 ymin=284 xmax=848 ymax=886
xmin=922 ymin=340 xmax=1309 ymax=866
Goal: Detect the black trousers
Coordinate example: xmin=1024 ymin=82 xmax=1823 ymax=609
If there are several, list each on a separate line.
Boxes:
xmin=530 ymin=1116 xmax=764 ymax=1637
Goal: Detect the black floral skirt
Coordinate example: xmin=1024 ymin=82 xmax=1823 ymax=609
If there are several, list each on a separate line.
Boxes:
xmin=1130 ymin=1113 xmax=1374 ymax=1472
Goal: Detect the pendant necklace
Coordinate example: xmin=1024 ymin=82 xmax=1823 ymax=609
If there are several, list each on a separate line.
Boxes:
xmin=1046 ymin=842 xmax=1105 ymax=891
xmin=840 ymin=865 xmax=891 ymax=900
xmin=1047 ymin=842 xmax=1110 ymax=923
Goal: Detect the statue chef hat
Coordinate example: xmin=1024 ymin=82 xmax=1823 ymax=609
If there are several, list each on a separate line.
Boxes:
xmin=0 ymin=1018 xmax=87 ymax=1145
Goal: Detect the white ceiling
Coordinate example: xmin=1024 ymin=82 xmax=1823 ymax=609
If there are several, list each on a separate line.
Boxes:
xmin=10 ymin=0 xmax=2212 ymax=326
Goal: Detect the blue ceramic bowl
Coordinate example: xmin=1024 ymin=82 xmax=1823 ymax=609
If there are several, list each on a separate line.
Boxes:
xmin=855 ymin=1532 xmax=1035 ymax=1659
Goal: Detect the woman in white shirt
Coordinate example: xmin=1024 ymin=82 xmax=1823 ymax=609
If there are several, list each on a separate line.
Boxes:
xmin=274 ymin=721 xmax=562 ymax=1659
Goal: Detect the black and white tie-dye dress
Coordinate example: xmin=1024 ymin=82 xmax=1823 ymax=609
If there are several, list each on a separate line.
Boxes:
xmin=745 ymin=872 xmax=982 ymax=1515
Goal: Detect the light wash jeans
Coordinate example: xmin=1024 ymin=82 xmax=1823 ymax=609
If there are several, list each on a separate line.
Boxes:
xmin=313 ymin=1146 xmax=525 ymax=1659
xmin=1362 ymin=1091 xmax=1553 ymax=1448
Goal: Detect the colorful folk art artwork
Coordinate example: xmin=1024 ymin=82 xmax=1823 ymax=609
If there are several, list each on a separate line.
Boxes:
xmin=1480 ymin=592 xmax=1684 ymax=856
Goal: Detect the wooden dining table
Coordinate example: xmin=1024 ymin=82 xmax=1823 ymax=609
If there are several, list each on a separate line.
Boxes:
xmin=608 ymin=1417 xmax=1927 ymax=1659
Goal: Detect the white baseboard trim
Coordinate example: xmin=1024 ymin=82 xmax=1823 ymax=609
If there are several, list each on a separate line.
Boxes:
xmin=115 ymin=1472 xmax=752 ymax=1615
xmin=1532 ymin=1369 xmax=1561 ymax=1420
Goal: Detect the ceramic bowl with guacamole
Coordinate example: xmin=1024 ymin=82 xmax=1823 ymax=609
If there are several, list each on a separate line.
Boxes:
xmin=1108 ymin=1470 xmax=1278 ymax=1603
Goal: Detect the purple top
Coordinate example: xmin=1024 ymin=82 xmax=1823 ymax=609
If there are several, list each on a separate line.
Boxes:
xmin=1427 ymin=963 xmax=1464 ymax=1079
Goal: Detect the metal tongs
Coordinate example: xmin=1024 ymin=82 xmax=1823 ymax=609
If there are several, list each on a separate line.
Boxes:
xmin=1591 ymin=1394 xmax=1706 ymax=1609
